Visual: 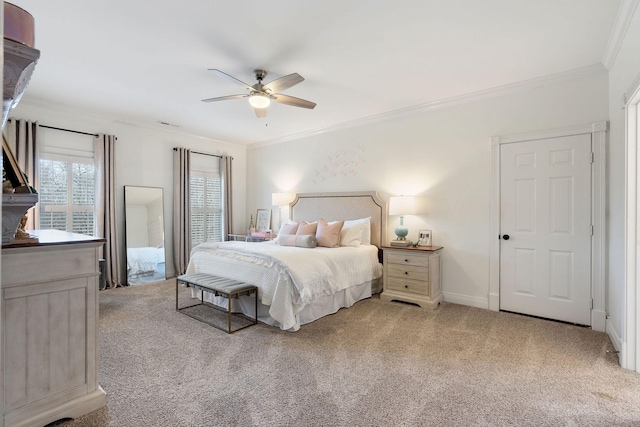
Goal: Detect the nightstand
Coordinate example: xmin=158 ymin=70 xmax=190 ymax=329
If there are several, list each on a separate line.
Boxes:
xmin=380 ymin=245 xmax=443 ymax=309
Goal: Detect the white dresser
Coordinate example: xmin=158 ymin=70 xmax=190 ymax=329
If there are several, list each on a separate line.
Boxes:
xmin=381 ymin=245 xmax=443 ymax=309
xmin=1 ymin=230 xmax=106 ymax=427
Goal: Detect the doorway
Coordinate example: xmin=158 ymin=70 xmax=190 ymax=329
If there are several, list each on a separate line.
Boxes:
xmin=489 ymin=123 xmax=607 ymax=331
xmin=624 ymin=77 xmax=640 ymax=372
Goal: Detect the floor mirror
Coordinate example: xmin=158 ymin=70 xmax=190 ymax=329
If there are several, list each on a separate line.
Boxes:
xmin=124 ymin=186 xmax=166 ymax=285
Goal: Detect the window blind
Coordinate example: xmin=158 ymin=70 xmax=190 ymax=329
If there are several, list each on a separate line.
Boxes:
xmin=37 ymin=127 xmax=96 ymax=236
xmin=190 ymin=156 xmax=222 ymax=247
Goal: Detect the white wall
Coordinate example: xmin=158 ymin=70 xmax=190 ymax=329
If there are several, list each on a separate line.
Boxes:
xmin=10 ymin=98 xmax=247 ymax=281
xmin=247 ymin=72 xmax=609 ymax=307
xmin=606 ymin=6 xmax=640 ymax=357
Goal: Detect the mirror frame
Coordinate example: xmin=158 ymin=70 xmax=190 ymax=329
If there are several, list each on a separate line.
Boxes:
xmin=124 ymin=185 xmax=166 ymax=285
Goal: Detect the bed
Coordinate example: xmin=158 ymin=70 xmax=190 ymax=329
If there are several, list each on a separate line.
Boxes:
xmin=184 ymin=191 xmax=387 ymax=331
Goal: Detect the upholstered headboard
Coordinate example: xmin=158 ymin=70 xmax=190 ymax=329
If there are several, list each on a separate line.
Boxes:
xmin=290 ymin=191 xmax=387 ymax=248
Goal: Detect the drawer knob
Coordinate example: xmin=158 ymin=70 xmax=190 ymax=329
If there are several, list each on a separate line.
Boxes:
xmin=404 ymin=285 xmax=408 ymax=289
xmin=404 ymin=271 xmax=409 ymax=275
xmin=404 ymin=259 xmax=409 ymax=262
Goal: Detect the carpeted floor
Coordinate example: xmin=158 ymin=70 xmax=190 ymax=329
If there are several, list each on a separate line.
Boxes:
xmin=50 ymin=279 xmax=640 ymax=427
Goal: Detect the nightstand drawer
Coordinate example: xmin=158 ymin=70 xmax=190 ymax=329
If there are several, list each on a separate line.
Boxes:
xmin=387 ymin=252 xmax=426 ymax=267
xmin=386 ymin=264 xmax=429 ymax=282
xmin=387 ymin=277 xmax=429 ymax=296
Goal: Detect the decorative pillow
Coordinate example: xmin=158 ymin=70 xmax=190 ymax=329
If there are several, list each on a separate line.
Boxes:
xmin=278 ymin=221 xmax=299 ymax=235
xmin=276 ymin=234 xmax=317 ymax=248
xmin=316 ymin=218 xmax=344 ymax=248
xmin=296 ymin=221 xmax=318 ymax=236
xmin=341 ymin=217 xmax=371 ymax=246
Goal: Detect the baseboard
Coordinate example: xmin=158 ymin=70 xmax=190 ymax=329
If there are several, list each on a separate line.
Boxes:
xmin=442 ymin=291 xmax=489 ymax=309
xmin=607 ymin=320 xmax=623 ymax=367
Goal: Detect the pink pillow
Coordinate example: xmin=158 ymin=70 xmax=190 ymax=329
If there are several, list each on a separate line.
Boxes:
xmin=278 ymin=222 xmax=299 ymax=235
xmin=316 ymin=218 xmax=344 ymax=248
xmin=296 ymin=221 xmax=318 ymax=236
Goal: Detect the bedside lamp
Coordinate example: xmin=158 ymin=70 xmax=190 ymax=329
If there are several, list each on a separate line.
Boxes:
xmin=389 ymin=196 xmax=416 ymax=247
xmin=272 ymin=192 xmax=295 ymax=229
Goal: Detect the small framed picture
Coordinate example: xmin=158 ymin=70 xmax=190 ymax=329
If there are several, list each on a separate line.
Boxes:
xmin=255 ymin=209 xmax=271 ymax=232
xmin=418 ymin=229 xmax=432 ymax=246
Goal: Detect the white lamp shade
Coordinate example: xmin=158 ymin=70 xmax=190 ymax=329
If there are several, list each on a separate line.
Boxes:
xmin=249 ymin=93 xmax=271 ymax=109
xmin=272 ymin=192 xmax=295 ymax=206
xmin=389 ymin=196 xmax=416 ymax=216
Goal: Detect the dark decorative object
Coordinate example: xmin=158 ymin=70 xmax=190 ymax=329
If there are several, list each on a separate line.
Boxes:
xmin=3 ymin=3 xmax=40 ymax=128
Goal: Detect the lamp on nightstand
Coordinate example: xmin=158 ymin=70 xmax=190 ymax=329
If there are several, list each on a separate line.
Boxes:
xmin=389 ymin=196 xmax=416 ymax=247
xmin=272 ymin=192 xmax=295 ymax=229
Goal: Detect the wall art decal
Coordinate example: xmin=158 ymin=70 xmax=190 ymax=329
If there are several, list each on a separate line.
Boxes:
xmin=312 ymin=143 xmax=366 ymax=184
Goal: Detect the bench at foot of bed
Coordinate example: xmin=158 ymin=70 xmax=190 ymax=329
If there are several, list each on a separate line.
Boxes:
xmin=176 ymin=273 xmax=258 ymax=334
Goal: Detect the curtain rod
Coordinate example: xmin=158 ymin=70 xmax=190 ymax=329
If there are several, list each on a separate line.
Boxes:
xmin=8 ymin=118 xmax=99 ymax=137
xmin=40 ymin=124 xmax=99 ymax=138
xmin=173 ymin=147 xmax=228 ymax=159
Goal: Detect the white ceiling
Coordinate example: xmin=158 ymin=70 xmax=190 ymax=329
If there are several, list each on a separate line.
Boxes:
xmin=10 ymin=0 xmax=621 ymax=145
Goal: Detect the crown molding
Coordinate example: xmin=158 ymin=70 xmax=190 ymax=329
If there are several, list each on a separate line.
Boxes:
xmin=248 ymin=63 xmax=608 ymax=150
xmin=602 ymin=0 xmax=640 ymax=70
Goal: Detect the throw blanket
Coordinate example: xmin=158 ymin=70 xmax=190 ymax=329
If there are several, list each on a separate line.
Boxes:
xmin=186 ymin=241 xmax=382 ymax=330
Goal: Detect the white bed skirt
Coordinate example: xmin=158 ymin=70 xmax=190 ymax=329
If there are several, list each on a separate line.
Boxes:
xmin=193 ymin=277 xmax=382 ymax=331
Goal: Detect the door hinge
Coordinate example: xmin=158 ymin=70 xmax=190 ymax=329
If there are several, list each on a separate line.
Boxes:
xmin=591 ymin=152 xmax=595 ymax=163
xmin=591 ymin=299 xmax=594 ymax=310
xmin=591 ymin=225 xmax=594 ymax=236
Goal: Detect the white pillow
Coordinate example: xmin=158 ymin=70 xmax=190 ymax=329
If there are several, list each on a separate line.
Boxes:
xmin=277 ymin=221 xmax=299 ymax=235
xmin=340 ymin=217 xmax=371 ymax=246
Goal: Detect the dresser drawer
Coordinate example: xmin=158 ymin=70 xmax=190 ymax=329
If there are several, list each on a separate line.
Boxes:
xmin=387 ymin=252 xmax=426 ymax=267
xmin=386 ymin=263 xmax=429 ymax=282
xmin=387 ymin=277 xmax=430 ymax=296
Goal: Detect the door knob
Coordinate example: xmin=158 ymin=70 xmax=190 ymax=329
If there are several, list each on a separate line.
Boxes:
xmin=502 ymin=234 xmax=510 ymax=240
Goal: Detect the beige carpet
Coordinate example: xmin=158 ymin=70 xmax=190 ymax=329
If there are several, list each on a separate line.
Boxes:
xmin=50 ymin=279 xmax=640 ymax=427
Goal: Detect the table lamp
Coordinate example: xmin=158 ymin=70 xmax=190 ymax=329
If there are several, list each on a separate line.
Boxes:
xmin=389 ymin=196 xmax=416 ymax=247
xmin=272 ymin=192 xmax=295 ymax=230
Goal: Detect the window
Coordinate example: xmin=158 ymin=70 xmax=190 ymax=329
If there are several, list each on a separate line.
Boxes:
xmin=39 ymin=154 xmax=96 ymax=235
xmin=190 ymin=156 xmax=222 ymax=247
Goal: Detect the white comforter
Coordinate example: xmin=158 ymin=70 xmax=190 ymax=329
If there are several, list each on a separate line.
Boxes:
xmin=186 ymin=241 xmax=382 ymax=330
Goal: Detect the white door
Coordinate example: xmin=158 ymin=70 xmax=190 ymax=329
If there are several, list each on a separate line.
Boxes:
xmin=500 ymin=134 xmax=592 ymax=325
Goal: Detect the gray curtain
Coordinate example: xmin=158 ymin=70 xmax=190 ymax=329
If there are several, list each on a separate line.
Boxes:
xmin=173 ymin=148 xmax=191 ymax=275
xmin=221 ymin=155 xmax=233 ymax=239
xmin=4 ymin=119 xmax=39 ymax=229
xmin=95 ymin=134 xmax=121 ymax=288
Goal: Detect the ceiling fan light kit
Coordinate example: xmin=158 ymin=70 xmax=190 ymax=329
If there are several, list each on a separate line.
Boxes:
xmin=249 ymin=93 xmax=270 ymax=109
xmin=203 ymin=68 xmax=316 ymax=118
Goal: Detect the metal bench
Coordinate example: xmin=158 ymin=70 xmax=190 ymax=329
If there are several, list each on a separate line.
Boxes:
xmin=176 ymin=273 xmax=258 ymax=334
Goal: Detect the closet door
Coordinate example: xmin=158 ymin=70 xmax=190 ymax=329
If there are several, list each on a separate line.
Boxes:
xmin=500 ymin=134 xmax=592 ymax=325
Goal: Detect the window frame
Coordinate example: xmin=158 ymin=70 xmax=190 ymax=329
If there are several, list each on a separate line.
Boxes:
xmin=190 ymin=167 xmax=223 ymax=248
xmin=38 ymin=152 xmax=97 ymax=236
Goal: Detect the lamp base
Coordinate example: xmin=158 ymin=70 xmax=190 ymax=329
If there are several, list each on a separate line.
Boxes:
xmin=389 ymin=240 xmax=411 ymax=247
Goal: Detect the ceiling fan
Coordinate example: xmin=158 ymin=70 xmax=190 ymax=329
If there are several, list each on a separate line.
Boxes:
xmin=202 ymin=69 xmax=316 ymax=118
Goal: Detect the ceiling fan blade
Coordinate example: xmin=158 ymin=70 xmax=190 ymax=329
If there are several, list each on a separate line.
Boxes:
xmin=273 ymin=93 xmax=316 ymax=109
xmin=253 ymin=107 xmax=267 ymax=118
xmin=208 ymin=69 xmax=254 ymax=91
xmin=263 ymin=73 xmax=304 ymax=93
xmin=201 ymin=94 xmax=249 ymax=102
